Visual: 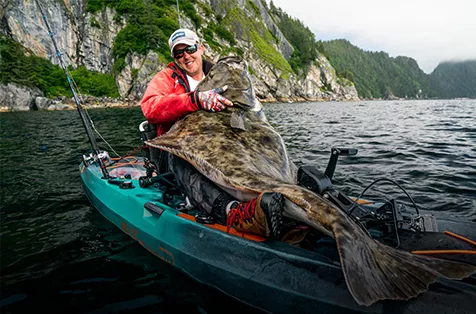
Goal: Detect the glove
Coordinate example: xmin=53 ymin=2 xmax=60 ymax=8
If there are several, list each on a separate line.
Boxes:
xmin=197 ymin=86 xmax=233 ymax=112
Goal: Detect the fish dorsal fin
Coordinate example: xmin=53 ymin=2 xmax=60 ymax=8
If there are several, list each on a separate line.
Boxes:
xmin=230 ymin=111 xmax=246 ymax=130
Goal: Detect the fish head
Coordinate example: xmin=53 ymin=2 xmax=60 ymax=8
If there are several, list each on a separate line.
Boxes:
xmin=197 ymin=56 xmax=262 ymax=112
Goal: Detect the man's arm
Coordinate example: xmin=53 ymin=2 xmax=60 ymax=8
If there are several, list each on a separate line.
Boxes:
xmin=140 ymin=70 xmax=200 ymax=124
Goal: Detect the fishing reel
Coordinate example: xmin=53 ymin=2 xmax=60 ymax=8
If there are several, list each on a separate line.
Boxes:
xmin=82 ymin=153 xmax=95 ymax=167
xmin=82 ymin=151 xmax=112 ymax=167
xmin=97 ymin=151 xmax=111 ymax=164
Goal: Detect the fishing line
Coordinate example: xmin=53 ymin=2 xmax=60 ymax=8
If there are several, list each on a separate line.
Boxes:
xmin=348 ymin=178 xmax=420 ymax=216
xmin=18 ymin=0 xmax=143 ymax=170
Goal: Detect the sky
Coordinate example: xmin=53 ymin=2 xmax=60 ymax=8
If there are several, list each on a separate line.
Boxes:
xmin=269 ymin=0 xmax=476 ymax=73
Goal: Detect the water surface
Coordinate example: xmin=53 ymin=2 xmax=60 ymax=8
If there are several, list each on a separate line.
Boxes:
xmin=1 ymin=99 xmax=475 ymax=313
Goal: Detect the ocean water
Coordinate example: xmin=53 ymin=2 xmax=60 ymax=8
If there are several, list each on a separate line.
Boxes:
xmin=1 ymin=99 xmax=475 ymax=313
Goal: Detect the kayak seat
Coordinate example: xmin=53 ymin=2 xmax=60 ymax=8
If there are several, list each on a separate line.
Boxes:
xmin=139 ymin=121 xmax=170 ymax=174
xmin=297 ymin=165 xmax=332 ymax=195
xmin=298 ymin=147 xmax=358 ymax=213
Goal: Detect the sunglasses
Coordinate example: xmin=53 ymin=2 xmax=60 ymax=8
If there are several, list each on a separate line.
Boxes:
xmin=172 ymin=44 xmax=198 ymax=59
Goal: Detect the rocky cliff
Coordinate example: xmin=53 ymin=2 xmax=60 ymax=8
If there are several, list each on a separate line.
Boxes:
xmin=1 ymin=0 xmax=359 ymax=111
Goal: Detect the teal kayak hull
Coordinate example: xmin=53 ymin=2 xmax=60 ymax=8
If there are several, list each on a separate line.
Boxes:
xmin=80 ymin=160 xmax=476 ymax=314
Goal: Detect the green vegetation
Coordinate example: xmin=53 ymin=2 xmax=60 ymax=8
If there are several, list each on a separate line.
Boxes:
xmin=68 ymin=66 xmax=119 ymax=97
xmin=90 ymin=17 xmax=100 ymax=28
xmin=224 ymin=7 xmax=292 ymax=78
xmin=268 ymin=2 xmax=318 ymax=75
xmin=202 ymin=27 xmax=220 ymax=50
xmin=248 ymin=65 xmax=257 ymax=76
xmin=3 ymin=0 xmax=218 ymax=99
xmin=337 ymin=69 xmax=355 ymax=83
xmin=316 ymin=40 xmax=330 ymax=60
xmin=248 ymin=0 xmax=260 ymax=16
xmin=322 ymin=39 xmax=428 ymax=99
xmin=86 ymin=0 xmax=105 ymax=13
xmin=220 ymin=46 xmax=244 ymax=57
xmin=7 ymin=0 xmax=474 ymax=101
xmin=203 ymin=22 xmax=237 ymax=51
xmin=210 ymin=23 xmax=236 ymax=45
xmin=181 ymin=1 xmax=202 ymax=28
xmin=86 ymin=0 xmax=180 ymax=73
xmin=315 ymin=39 xmax=475 ymax=99
xmin=0 ymin=37 xmax=118 ymax=98
xmin=196 ymin=1 xmax=214 ymax=18
xmin=109 ymin=0 xmax=179 ymax=73
xmin=429 ymin=60 xmax=476 ymax=98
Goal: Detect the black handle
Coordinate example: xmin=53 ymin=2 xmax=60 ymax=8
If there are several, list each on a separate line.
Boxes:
xmin=144 ymin=202 xmax=164 ymax=216
xmin=324 ymin=147 xmax=358 ymax=180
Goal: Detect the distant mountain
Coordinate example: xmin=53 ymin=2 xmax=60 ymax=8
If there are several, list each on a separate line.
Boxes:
xmin=321 ymin=39 xmax=429 ymax=99
xmin=429 ymin=60 xmax=476 ymax=98
xmin=321 ymin=39 xmax=476 ymax=99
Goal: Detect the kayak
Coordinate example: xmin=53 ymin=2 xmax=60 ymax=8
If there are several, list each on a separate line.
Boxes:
xmin=80 ymin=156 xmax=476 ymax=314
xmin=34 ymin=3 xmax=474 ymax=310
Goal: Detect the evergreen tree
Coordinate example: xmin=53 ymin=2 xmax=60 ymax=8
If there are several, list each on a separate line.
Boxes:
xmin=322 ymin=39 xmax=428 ymax=99
xmin=429 ymin=61 xmax=476 ymax=98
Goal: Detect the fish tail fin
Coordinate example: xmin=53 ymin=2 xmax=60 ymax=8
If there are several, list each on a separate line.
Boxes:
xmin=333 ymin=221 xmax=476 ymax=306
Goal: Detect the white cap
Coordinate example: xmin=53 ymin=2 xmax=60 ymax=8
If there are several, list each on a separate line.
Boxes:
xmin=168 ymin=29 xmax=200 ymax=54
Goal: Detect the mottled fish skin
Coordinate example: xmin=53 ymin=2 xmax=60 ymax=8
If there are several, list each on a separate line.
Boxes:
xmin=147 ymin=56 xmax=476 ymax=307
xmin=198 ymin=56 xmax=259 ymax=111
xmin=152 ymin=108 xmax=298 ymax=199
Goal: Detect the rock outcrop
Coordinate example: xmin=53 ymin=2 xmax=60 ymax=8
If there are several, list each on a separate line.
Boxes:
xmin=0 ymin=83 xmax=43 ymax=111
xmin=4 ymin=0 xmax=123 ymax=73
xmin=1 ymin=0 xmax=359 ymax=110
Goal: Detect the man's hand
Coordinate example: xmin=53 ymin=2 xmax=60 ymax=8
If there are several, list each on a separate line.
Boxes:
xmin=197 ymin=86 xmax=233 ymax=112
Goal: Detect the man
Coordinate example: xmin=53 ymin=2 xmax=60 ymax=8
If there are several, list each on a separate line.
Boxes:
xmin=140 ymin=28 xmax=283 ymax=239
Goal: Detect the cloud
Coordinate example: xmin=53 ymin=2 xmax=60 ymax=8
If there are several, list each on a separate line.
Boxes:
xmin=269 ymin=0 xmax=476 ymax=73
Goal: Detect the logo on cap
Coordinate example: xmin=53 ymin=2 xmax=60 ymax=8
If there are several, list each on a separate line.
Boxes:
xmin=171 ymin=31 xmax=186 ymax=43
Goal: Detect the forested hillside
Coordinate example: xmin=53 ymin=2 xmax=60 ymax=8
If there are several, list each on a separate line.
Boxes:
xmin=429 ymin=61 xmax=476 ymax=98
xmin=1 ymin=0 xmax=474 ymax=109
xmin=321 ymin=39 xmax=429 ymax=99
xmin=0 ymin=37 xmax=119 ymax=98
xmin=321 ymin=39 xmax=475 ymax=99
xmin=267 ymin=2 xmax=318 ymax=76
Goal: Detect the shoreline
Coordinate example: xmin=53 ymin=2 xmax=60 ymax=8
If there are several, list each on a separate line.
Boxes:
xmin=0 ymin=96 xmax=345 ymax=112
xmin=2 ymin=97 xmax=472 ymax=113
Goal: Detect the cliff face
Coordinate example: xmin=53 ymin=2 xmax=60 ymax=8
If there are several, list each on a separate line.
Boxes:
xmin=1 ymin=0 xmax=359 ymax=110
xmin=4 ymin=0 xmax=122 ymax=73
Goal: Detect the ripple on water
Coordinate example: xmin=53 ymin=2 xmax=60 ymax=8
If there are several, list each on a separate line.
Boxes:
xmin=1 ymin=100 xmax=475 ymax=312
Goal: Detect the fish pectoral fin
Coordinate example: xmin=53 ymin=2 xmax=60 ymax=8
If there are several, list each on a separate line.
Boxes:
xmin=230 ymin=112 xmax=246 ymax=130
xmin=333 ymin=221 xmax=476 ymax=306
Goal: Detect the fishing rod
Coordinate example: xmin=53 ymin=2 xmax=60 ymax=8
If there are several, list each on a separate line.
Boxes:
xmin=34 ymin=0 xmax=110 ymax=179
xmin=176 ymin=0 xmax=181 ymax=27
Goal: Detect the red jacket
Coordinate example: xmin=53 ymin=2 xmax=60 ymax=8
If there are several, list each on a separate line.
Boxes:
xmin=140 ymin=60 xmax=214 ymax=136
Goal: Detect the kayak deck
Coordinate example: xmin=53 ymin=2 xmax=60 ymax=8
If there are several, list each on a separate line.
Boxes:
xmin=80 ymin=159 xmax=476 ymax=314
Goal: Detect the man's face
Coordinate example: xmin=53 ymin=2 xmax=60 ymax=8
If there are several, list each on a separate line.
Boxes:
xmin=173 ymin=43 xmax=204 ymax=78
